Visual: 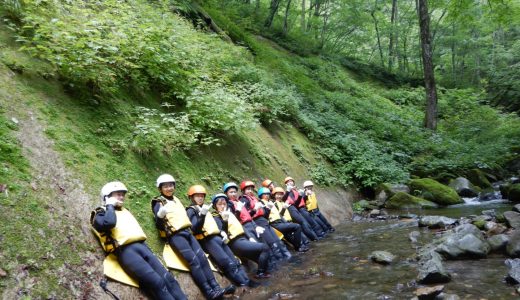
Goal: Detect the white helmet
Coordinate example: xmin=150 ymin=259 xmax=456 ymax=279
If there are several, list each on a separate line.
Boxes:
xmin=100 ymin=181 xmax=128 ymax=201
xmin=156 ymin=174 xmax=176 ymax=188
xmin=303 ymin=180 xmax=314 ymax=188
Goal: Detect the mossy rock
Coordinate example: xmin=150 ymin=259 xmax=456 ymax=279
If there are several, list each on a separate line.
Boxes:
xmin=409 ymin=178 xmax=463 ymax=205
xmin=385 ymin=192 xmax=438 ymax=209
xmin=472 ymin=219 xmax=487 ymax=230
xmin=510 ymin=184 xmax=520 ymax=202
xmin=466 ymin=169 xmax=492 ymax=189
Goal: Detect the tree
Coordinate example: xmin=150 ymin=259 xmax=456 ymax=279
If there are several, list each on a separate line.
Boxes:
xmin=417 ymin=0 xmax=438 ymax=130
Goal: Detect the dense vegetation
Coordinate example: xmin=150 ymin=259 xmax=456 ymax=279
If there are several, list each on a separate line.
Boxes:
xmin=1 ymin=0 xmax=519 ymax=189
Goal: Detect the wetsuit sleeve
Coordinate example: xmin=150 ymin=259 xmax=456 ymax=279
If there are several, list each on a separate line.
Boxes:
xmin=93 ymin=205 xmax=117 ymax=232
xmin=282 ymin=191 xmax=290 ymax=201
xmin=152 ymin=201 xmax=164 ymax=229
xmin=187 ymin=207 xmax=204 ymax=233
xmin=213 ymin=215 xmax=225 ymax=232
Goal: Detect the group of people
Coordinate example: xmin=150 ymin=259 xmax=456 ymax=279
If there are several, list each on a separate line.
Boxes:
xmin=91 ymin=174 xmax=335 ymax=300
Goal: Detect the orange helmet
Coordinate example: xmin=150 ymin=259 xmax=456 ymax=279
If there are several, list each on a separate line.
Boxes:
xmin=187 ymin=185 xmax=207 ymax=197
xmin=240 ymin=180 xmax=255 ymax=191
xmin=273 ymin=187 xmax=285 ymax=195
xmin=262 ymin=179 xmax=273 ymax=188
xmin=284 ymin=176 xmax=294 ymax=184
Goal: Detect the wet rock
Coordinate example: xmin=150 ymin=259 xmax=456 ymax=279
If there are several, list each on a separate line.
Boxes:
xmin=369 ymin=209 xmax=381 ymax=217
xmin=409 ymin=231 xmax=420 ymax=243
xmin=505 ymin=258 xmax=520 ymax=284
xmin=513 ymin=204 xmax=520 ymax=213
xmin=414 ymin=285 xmax=444 ymax=300
xmin=417 ymin=250 xmax=451 ymax=284
xmin=488 ymin=234 xmax=509 ymax=252
xmin=435 ymin=224 xmax=490 ymax=259
xmin=289 ymin=277 xmax=321 ymax=287
xmin=270 ymin=292 xmax=300 ymax=300
xmin=386 ymin=192 xmax=438 ymax=209
xmin=369 ymin=251 xmax=396 ymax=265
xmin=506 ymin=230 xmax=520 ymax=257
xmin=504 ymin=211 xmax=520 ymax=228
xmin=0 ymin=268 xmax=6 ymax=277
xmin=323 ymin=284 xmax=337 ymax=290
xmin=500 ymin=183 xmax=512 ymax=199
xmin=448 ymin=177 xmax=479 ymax=197
xmin=479 ymin=190 xmax=498 ymax=201
xmin=485 ymin=222 xmax=507 ymax=236
xmin=509 ymin=184 xmax=520 ymax=202
xmin=409 ymin=178 xmax=462 ymax=205
xmin=419 ymin=216 xmax=458 ymax=229
xmin=435 ymin=293 xmax=460 ymax=300
xmin=482 ymin=209 xmax=497 ymax=218
xmin=399 ymin=213 xmax=418 ymax=219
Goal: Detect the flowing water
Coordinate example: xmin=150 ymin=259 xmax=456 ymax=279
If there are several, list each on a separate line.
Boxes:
xmin=243 ymin=200 xmax=519 ymax=299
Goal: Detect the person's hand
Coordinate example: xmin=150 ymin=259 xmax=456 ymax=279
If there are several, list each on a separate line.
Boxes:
xmin=266 ymin=201 xmax=275 ymax=209
xmin=220 ymin=231 xmax=229 ymax=243
xmin=249 ymin=237 xmax=258 ymax=243
xmin=157 ymin=203 xmax=170 ymax=218
xmin=220 ymin=210 xmax=230 ymax=221
xmin=235 ymin=201 xmax=245 ymax=211
xmin=305 ymin=189 xmax=313 ymax=196
xmin=298 ymin=189 xmax=304 ymax=196
xmin=200 ymin=204 xmax=211 ymax=216
xmin=282 ymin=202 xmax=290 ymax=209
xmin=286 ymin=184 xmax=293 ymax=192
xmin=254 ymin=202 xmax=263 ymax=210
xmin=105 ymin=197 xmax=122 ymax=208
xmin=255 ymin=226 xmax=265 ymax=237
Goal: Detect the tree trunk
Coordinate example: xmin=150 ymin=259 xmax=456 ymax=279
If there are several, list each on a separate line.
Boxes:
xmin=451 ymin=23 xmax=456 ymax=83
xmin=283 ymin=0 xmax=293 ymax=36
xmin=417 ymin=0 xmax=438 ymax=130
xmin=388 ymin=0 xmax=397 ymax=71
xmin=301 ymin=0 xmax=306 ymax=32
xmin=371 ymin=0 xmax=385 ymax=68
xmin=265 ymin=0 xmax=282 ymax=28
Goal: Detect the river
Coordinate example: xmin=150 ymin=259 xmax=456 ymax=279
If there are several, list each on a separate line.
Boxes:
xmin=242 ymin=200 xmax=518 ymax=299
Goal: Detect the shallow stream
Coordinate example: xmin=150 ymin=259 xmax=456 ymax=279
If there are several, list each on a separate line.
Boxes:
xmin=243 ymin=201 xmax=518 ymax=299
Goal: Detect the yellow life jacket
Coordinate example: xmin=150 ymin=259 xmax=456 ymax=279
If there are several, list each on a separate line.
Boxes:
xmin=151 ymin=196 xmax=192 ymax=237
xmin=90 ymin=207 xmax=147 ymax=253
xmin=261 ymin=199 xmax=282 ymax=223
xmin=227 ymin=212 xmax=245 ymax=240
xmin=306 ymin=193 xmax=319 ymax=211
xmin=274 ymin=201 xmax=292 ymax=222
xmin=194 ymin=212 xmax=221 ymax=240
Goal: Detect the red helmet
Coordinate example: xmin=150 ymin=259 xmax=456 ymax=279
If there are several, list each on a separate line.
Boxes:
xmin=240 ymin=180 xmax=255 ymax=191
xmin=262 ymin=179 xmax=273 ymax=188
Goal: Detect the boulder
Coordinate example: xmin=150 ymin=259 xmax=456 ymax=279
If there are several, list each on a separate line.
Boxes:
xmin=448 ymin=177 xmax=479 ymax=197
xmin=369 ymin=209 xmax=381 ymax=217
xmin=417 ymin=250 xmax=451 ymax=284
xmin=513 ymin=204 xmax=520 ymax=213
xmin=507 ymin=230 xmax=520 ymax=257
xmin=466 ymin=169 xmax=492 ymax=189
xmin=435 ymin=293 xmax=460 ymax=300
xmin=509 ymin=184 xmax=520 ymax=202
xmin=504 ymin=211 xmax=520 ymax=229
xmin=488 ymin=234 xmax=509 ymax=252
xmin=500 ymin=183 xmax=511 ymax=199
xmin=485 ymin=222 xmax=507 ymax=236
xmin=482 ymin=209 xmax=497 ymax=218
xmin=375 ymin=183 xmax=410 ymax=204
xmin=505 ymin=258 xmax=520 ymax=284
xmin=369 ymin=251 xmax=396 ymax=265
xmin=419 ymin=216 xmax=458 ymax=229
xmin=409 ymin=178 xmax=462 ymax=205
xmin=479 ymin=190 xmax=499 ymax=201
xmin=435 ymin=224 xmax=490 ymax=259
xmin=385 ymin=192 xmax=438 ymax=209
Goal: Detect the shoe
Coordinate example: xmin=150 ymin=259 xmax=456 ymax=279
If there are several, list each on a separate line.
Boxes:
xmin=207 ymin=288 xmax=225 ymax=300
xmin=297 ymin=245 xmax=309 ymax=252
xmin=223 ymin=285 xmax=236 ymax=295
xmin=255 ymin=272 xmax=271 ymax=279
xmin=329 ymin=228 xmax=335 ymax=233
xmin=247 ymin=280 xmax=261 ymax=288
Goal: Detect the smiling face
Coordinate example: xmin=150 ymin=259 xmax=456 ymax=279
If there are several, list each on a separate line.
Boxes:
xmin=110 ymin=191 xmax=126 ymax=202
xmin=244 ymin=186 xmax=254 ymax=196
xmin=274 ymin=192 xmax=283 ymax=201
xmin=160 ymin=182 xmax=175 ymax=197
xmin=215 ymin=198 xmax=227 ymax=213
xmin=226 ymin=187 xmax=238 ymax=200
xmin=191 ymin=193 xmax=205 ymax=206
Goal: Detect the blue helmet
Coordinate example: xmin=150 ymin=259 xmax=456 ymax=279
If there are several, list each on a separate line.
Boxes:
xmin=211 ymin=193 xmax=228 ymax=206
xmin=223 ymin=182 xmax=238 ymax=193
xmin=257 ymin=187 xmax=271 ymax=198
